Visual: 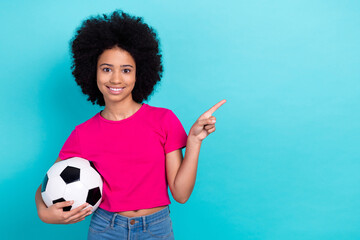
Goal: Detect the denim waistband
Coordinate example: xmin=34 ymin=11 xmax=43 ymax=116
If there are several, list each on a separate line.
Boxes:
xmin=93 ymin=206 xmax=171 ymax=229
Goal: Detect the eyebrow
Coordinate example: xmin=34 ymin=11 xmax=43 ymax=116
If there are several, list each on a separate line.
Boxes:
xmin=99 ymin=63 xmax=134 ymax=68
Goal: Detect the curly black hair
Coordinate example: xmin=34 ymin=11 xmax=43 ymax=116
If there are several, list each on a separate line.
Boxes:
xmin=70 ymin=10 xmax=163 ymax=106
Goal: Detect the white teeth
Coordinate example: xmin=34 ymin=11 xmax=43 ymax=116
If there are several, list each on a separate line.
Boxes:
xmin=109 ymin=87 xmax=124 ymax=91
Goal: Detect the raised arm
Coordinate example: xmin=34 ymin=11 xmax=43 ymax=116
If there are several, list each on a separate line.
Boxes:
xmin=166 ymin=100 xmax=226 ymax=203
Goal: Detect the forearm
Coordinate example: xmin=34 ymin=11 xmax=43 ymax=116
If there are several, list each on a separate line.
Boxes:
xmin=35 ymin=185 xmax=47 ymax=214
xmin=173 ymin=136 xmax=202 ymax=203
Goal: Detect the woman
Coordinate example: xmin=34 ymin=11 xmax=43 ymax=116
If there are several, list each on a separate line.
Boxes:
xmin=35 ymin=10 xmax=226 ymax=239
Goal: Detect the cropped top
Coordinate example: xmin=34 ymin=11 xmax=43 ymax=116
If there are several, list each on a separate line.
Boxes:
xmin=58 ymin=103 xmax=188 ymax=212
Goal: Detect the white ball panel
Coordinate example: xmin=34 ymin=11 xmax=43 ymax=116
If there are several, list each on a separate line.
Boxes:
xmin=41 ymin=191 xmax=53 ymax=207
xmin=47 ymin=160 xmax=69 ymax=177
xmin=45 ymin=176 xmax=67 ymax=200
xmin=80 ymin=167 xmax=103 ymax=190
xmin=63 ymin=181 xmax=88 ymax=210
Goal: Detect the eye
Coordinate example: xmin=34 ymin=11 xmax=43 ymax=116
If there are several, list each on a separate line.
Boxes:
xmin=102 ymin=68 xmax=111 ymax=72
xmin=122 ymin=69 xmax=131 ymax=73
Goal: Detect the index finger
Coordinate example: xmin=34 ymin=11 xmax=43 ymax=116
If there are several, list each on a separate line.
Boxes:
xmin=64 ymin=203 xmax=89 ymax=217
xmin=205 ymin=99 xmax=227 ymax=116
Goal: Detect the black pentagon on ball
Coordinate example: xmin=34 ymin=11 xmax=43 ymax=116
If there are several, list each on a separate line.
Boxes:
xmin=53 ymin=198 xmax=72 ymax=211
xmin=86 ymin=187 xmax=102 ymax=206
xmin=41 ymin=174 xmax=48 ymax=192
xmin=60 ymin=166 xmax=80 ymax=184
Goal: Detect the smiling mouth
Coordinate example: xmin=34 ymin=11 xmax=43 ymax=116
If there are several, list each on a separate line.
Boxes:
xmin=106 ymin=86 xmax=125 ymax=94
xmin=107 ymin=86 xmax=125 ymax=91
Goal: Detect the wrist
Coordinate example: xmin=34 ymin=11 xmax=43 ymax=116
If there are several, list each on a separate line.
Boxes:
xmin=187 ymin=134 xmax=202 ymax=145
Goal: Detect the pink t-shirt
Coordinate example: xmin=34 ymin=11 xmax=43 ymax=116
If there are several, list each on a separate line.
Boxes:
xmin=58 ymin=103 xmax=188 ymax=212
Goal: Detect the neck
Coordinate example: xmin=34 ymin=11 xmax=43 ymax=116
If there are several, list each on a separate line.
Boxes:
xmin=101 ymin=100 xmax=143 ymax=121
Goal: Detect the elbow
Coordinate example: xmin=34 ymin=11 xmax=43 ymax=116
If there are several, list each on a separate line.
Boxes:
xmin=171 ymin=186 xmax=191 ymax=204
xmin=176 ymin=197 xmax=189 ymax=204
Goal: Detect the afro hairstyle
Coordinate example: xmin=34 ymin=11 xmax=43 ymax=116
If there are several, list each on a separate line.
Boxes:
xmin=70 ymin=10 xmax=163 ymax=106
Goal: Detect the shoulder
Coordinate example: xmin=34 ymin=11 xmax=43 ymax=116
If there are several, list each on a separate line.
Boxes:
xmin=145 ymin=103 xmax=172 ymax=117
xmin=73 ymin=112 xmax=100 ymax=132
xmin=143 ymin=104 xmax=179 ymax=128
xmin=144 ymin=104 xmax=184 ymax=127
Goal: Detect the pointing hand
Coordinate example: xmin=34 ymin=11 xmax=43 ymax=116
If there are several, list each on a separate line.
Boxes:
xmin=188 ymin=99 xmax=226 ymax=143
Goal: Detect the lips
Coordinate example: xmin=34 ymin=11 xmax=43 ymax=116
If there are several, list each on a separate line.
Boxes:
xmin=106 ymin=86 xmax=125 ymax=94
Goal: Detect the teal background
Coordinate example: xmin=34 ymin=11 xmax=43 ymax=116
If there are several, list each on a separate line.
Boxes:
xmin=1 ymin=0 xmax=360 ymax=239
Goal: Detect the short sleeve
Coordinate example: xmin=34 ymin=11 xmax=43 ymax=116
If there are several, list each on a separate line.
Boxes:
xmin=58 ymin=127 xmax=82 ymax=160
xmin=164 ymin=110 xmax=188 ymax=154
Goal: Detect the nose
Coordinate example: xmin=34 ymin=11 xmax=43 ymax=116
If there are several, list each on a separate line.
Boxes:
xmin=109 ymin=70 xmax=123 ymax=84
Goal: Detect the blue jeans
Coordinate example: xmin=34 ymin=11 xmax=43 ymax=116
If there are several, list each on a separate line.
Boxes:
xmin=87 ymin=206 xmax=175 ymax=240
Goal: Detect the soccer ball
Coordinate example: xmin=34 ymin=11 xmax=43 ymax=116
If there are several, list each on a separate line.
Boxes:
xmin=41 ymin=157 xmax=103 ymax=213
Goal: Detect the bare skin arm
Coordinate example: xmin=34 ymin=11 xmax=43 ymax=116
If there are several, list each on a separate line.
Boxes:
xmin=166 ymin=100 xmax=226 ymax=203
xmin=166 ymin=138 xmax=201 ymax=203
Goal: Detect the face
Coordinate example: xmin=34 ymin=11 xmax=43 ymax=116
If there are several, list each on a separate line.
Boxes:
xmin=97 ymin=46 xmax=136 ymax=105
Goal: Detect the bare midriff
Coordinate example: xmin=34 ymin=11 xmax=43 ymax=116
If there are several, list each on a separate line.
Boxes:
xmin=116 ymin=205 xmax=168 ymax=217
